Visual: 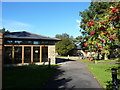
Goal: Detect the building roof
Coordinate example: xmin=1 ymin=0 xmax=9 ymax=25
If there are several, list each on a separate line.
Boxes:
xmin=4 ymin=31 xmax=61 ymax=41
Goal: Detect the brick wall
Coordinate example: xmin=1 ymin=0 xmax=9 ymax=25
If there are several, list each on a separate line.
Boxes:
xmin=48 ymin=45 xmax=55 ymax=64
xmin=0 ymin=33 xmax=3 ymax=89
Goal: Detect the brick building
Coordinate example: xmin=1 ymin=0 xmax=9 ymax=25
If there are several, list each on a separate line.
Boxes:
xmin=1 ymin=31 xmax=60 ymax=65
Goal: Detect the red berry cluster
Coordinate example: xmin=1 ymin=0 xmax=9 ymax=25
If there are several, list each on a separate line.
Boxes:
xmin=108 ymin=36 xmax=115 ymax=40
xmin=90 ymin=31 xmax=95 ymax=35
xmin=99 ymin=26 xmax=107 ymax=30
xmin=103 ymin=32 xmax=108 ymax=35
xmin=84 ymin=43 xmax=88 ymax=47
xmin=100 ymin=21 xmax=107 ymax=24
xmin=87 ymin=57 xmax=93 ymax=61
xmin=112 ymin=8 xmax=119 ymax=13
xmin=100 ymin=39 xmax=105 ymax=43
xmin=86 ymin=21 xmax=94 ymax=27
xmin=98 ymin=46 xmax=102 ymax=48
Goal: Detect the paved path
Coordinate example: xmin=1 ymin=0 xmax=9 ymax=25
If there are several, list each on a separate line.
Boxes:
xmin=44 ymin=60 xmax=103 ymax=89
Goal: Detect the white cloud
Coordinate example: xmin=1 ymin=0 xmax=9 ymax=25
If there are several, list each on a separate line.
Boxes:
xmin=76 ymin=19 xmax=81 ymax=23
xmin=2 ymin=20 xmax=33 ymax=32
xmin=76 ymin=19 xmax=81 ymax=30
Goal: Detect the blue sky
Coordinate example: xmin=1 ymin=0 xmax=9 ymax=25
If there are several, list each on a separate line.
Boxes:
xmin=2 ymin=2 xmax=90 ymax=38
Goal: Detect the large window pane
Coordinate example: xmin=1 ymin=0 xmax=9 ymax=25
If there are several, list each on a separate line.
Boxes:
xmin=42 ymin=47 xmax=48 ymax=62
xmin=33 ymin=47 xmax=40 ymax=62
xmin=41 ymin=41 xmax=49 ymax=45
xmin=23 ymin=41 xmax=33 ymax=45
xmin=4 ymin=40 xmax=13 ymax=45
xmin=4 ymin=47 xmax=12 ymax=64
xmin=33 ymin=41 xmax=39 ymax=45
xmin=14 ymin=47 xmax=22 ymax=64
xmin=14 ymin=41 xmax=22 ymax=45
xmin=24 ymin=47 xmax=31 ymax=63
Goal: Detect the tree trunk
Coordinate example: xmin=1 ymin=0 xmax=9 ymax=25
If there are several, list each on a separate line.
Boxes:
xmin=97 ymin=52 xmax=100 ymax=60
xmin=104 ymin=53 xmax=108 ymax=60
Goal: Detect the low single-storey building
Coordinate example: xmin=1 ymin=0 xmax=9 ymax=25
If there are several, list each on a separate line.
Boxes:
xmin=0 ymin=31 xmax=60 ymax=65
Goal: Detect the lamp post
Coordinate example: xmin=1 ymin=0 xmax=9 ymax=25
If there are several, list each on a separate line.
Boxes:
xmin=111 ymin=68 xmax=118 ymax=90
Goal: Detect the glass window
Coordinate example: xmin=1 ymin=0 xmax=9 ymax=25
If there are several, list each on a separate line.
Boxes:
xmin=4 ymin=40 xmax=13 ymax=45
xmin=23 ymin=41 xmax=33 ymax=45
xmin=33 ymin=47 xmax=40 ymax=62
xmin=4 ymin=47 xmax=12 ymax=64
xmin=33 ymin=41 xmax=39 ymax=45
xmin=14 ymin=47 xmax=22 ymax=64
xmin=24 ymin=47 xmax=31 ymax=63
xmin=27 ymin=41 xmax=33 ymax=45
xmin=14 ymin=41 xmax=22 ymax=45
xmin=42 ymin=47 xmax=48 ymax=62
xmin=41 ymin=41 xmax=49 ymax=44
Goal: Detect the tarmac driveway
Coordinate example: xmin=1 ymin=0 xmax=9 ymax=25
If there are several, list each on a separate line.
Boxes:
xmin=44 ymin=60 xmax=103 ymax=89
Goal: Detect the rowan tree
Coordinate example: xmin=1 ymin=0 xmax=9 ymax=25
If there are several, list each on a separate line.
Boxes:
xmin=80 ymin=2 xmax=120 ymax=60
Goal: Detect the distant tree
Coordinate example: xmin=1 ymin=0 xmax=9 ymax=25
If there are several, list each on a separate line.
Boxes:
xmin=55 ymin=33 xmax=75 ymax=56
xmin=0 ymin=28 xmax=9 ymax=33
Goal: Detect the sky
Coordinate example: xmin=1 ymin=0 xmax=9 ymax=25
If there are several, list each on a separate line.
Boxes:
xmin=2 ymin=2 xmax=90 ymax=38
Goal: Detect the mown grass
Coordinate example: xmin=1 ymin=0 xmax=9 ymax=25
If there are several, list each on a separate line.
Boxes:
xmin=87 ymin=64 xmax=120 ymax=89
xmin=3 ymin=64 xmax=59 ymax=88
xmin=56 ymin=56 xmax=75 ymax=57
xmin=77 ymin=59 xmax=94 ymax=63
xmin=97 ymin=59 xmax=120 ymax=63
xmin=78 ymin=59 xmax=120 ymax=64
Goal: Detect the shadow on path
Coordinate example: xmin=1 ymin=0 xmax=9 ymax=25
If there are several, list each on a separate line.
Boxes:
xmin=43 ymin=60 xmax=103 ymax=89
xmin=55 ymin=58 xmax=75 ymax=64
xmin=43 ymin=65 xmax=74 ymax=89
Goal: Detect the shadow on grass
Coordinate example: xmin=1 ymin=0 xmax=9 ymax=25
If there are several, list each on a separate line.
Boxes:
xmin=106 ymin=64 xmax=120 ymax=90
xmin=106 ymin=79 xmax=120 ymax=90
xmin=3 ymin=65 xmax=73 ymax=89
xmin=43 ymin=65 xmax=74 ymax=89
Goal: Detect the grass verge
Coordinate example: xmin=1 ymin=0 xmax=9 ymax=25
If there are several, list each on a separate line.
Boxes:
xmin=77 ymin=59 xmax=94 ymax=63
xmin=3 ymin=64 xmax=59 ymax=88
xmin=87 ymin=64 xmax=120 ymax=89
xmin=97 ymin=59 xmax=120 ymax=63
xmin=78 ymin=59 xmax=120 ymax=63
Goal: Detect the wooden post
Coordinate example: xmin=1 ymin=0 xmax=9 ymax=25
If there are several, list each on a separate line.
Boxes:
xmin=31 ymin=46 xmax=33 ymax=63
xmin=40 ymin=46 xmax=42 ymax=63
xmin=48 ymin=58 xmax=51 ymax=68
xmin=22 ymin=46 xmax=24 ymax=64
xmin=12 ymin=46 xmax=14 ymax=64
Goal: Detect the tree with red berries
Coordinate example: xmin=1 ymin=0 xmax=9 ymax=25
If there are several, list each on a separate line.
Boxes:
xmin=80 ymin=2 xmax=120 ymax=60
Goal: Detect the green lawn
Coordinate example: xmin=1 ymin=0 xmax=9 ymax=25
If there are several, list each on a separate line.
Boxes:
xmin=3 ymin=65 xmax=59 ymax=88
xmin=56 ymin=56 xmax=75 ymax=57
xmin=87 ymin=64 xmax=120 ymax=89
xmin=97 ymin=59 xmax=120 ymax=63
xmin=77 ymin=59 xmax=94 ymax=63
xmin=78 ymin=59 xmax=120 ymax=63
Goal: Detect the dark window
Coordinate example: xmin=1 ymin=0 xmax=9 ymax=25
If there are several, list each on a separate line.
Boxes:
xmin=4 ymin=47 xmax=12 ymax=64
xmin=42 ymin=47 xmax=48 ymax=62
xmin=33 ymin=47 xmax=40 ymax=62
xmin=14 ymin=41 xmax=22 ymax=45
xmin=24 ymin=47 xmax=31 ymax=63
xmin=14 ymin=47 xmax=22 ymax=64
xmin=33 ymin=41 xmax=39 ymax=45
xmin=23 ymin=41 xmax=33 ymax=45
xmin=41 ymin=41 xmax=49 ymax=44
xmin=4 ymin=40 xmax=13 ymax=45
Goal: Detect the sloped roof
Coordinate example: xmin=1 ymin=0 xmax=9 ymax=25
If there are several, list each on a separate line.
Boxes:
xmin=4 ymin=31 xmax=61 ymax=41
